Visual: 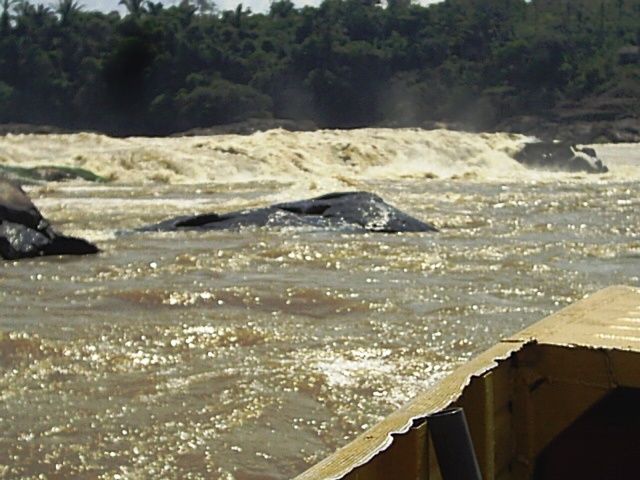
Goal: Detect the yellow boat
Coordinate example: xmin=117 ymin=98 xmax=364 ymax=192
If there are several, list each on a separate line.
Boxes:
xmin=296 ymin=285 xmax=640 ymax=479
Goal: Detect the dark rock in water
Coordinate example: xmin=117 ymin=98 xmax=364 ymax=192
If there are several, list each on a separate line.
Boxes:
xmin=0 ymin=179 xmax=100 ymax=260
xmin=141 ymin=191 xmax=438 ymax=233
xmin=514 ymin=142 xmax=609 ymax=173
xmin=0 ymin=123 xmax=74 ymax=135
xmin=171 ymin=118 xmax=318 ymax=137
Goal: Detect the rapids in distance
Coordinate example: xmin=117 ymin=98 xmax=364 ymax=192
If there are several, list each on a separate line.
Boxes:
xmin=1 ymin=128 xmax=639 ymax=479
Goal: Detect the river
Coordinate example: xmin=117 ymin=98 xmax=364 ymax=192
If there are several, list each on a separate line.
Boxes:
xmin=1 ymin=128 xmax=639 ymax=479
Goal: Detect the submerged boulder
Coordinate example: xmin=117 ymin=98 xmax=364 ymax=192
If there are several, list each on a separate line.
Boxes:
xmin=514 ymin=142 xmax=609 ymax=173
xmin=0 ymin=165 xmax=107 ymax=184
xmin=0 ymin=179 xmax=100 ymax=260
xmin=141 ymin=191 xmax=438 ymax=233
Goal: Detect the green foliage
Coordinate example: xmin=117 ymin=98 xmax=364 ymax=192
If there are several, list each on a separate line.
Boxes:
xmin=0 ymin=81 xmax=14 ymax=120
xmin=174 ymin=76 xmax=272 ymax=129
xmin=0 ymin=0 xmax=639 ymax=134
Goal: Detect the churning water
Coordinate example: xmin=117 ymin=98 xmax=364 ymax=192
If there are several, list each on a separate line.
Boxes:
xmin=1 ymin=128 xmax=639 ymax=478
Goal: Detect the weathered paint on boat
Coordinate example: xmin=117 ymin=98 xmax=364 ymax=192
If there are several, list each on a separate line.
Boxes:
xmin=296 ymin=285 xmax=640 ymax=479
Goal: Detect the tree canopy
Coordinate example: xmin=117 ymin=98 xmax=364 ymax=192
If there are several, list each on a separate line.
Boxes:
xmin=0 ymin=0 xmax=639 ymax=135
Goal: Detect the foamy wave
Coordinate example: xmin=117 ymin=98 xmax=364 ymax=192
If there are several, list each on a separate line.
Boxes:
xmin=0 ymin=128 xmax=600 ymax=186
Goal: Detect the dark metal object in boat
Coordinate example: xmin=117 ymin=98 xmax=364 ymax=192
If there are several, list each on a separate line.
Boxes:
xmin=428 ymin=407 xmax=482 ymax=480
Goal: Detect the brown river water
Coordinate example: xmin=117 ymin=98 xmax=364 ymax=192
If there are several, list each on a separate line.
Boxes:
xmin=1 ymin=129 xmax=639 ymax=479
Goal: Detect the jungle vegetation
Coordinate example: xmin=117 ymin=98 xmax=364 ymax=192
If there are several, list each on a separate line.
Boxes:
xmin=1 ymin=0 xmax=639 ymax=135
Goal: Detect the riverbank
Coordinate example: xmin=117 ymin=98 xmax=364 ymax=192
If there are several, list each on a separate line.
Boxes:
xmin=3 ymin=89 xmax=640 ymax=144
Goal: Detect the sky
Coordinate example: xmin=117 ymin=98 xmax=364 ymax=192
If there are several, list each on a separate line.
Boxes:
xmin=83 ymin=0 xmax=443 ymax=16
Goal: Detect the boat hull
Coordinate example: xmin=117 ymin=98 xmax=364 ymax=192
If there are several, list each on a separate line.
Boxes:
xmin=296 ymin=285 xmax=640 ymax=479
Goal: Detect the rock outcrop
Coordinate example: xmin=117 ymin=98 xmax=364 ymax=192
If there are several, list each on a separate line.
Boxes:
xmin=514 ymin=142 xmax=609 ymax=173
xmin=0 ymin=179 xmax=100 ymax=260
xmin=141 ymin=191 xmax=438 ymax=233
xmin=495 ymin=86 xmax=640 ymax=144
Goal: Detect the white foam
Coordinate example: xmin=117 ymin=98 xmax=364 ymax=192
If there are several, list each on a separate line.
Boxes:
xmin=1 ymin=129 xmax=637 ymax=186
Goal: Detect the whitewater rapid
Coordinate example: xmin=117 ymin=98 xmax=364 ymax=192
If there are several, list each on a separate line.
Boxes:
xmin=0 ymin=128 xmax=534 ymax=186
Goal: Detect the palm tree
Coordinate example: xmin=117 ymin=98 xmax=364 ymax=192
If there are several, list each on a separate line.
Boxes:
xmin=1 ymin=0 xmax=17 ymax=34
xmin=119 ymin=0 xmax=146 ymax=17
xmin=54 ymin=0 xmax=83 ymax=24
xmin=15 ymin=1 xmax=52 ymax=21
xmin=193 ymin=0 xmax=215 ymax=15
xmin=145 ymin=0 xmax=162 ymax=15
xmin=13 ymin=1 xmax=54 ymax=32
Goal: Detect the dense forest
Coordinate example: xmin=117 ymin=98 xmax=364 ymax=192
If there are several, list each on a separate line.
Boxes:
xmin=1 ymin=0 xmax=640 ymax=136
